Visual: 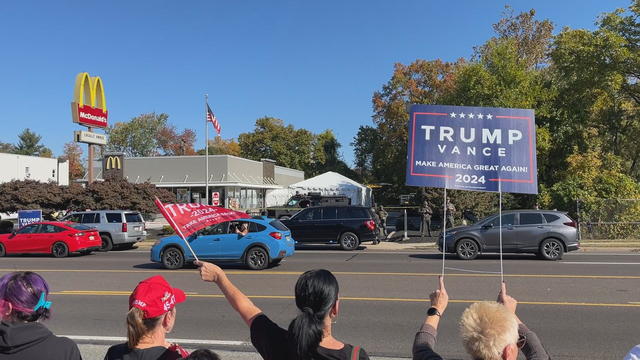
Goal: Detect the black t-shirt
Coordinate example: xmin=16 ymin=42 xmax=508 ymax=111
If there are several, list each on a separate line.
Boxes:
xmin=250 ymin=314 xmax=369 ymax=360
xmin=103 ymin=343 xmax=182 ymax=360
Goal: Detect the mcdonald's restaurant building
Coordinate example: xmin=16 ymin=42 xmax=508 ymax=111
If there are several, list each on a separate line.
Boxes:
xmin=98 ymin=154 xmax=304 ymax=210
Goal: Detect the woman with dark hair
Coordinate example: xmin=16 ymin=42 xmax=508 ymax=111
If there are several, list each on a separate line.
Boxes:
xmin=0 ymin=271 xmax=82 ymax=360
xmin=196 ymin=261 xmax=369 ymax=360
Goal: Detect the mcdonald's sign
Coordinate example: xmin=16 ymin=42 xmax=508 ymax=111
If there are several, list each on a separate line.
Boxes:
xmin=105 ymin=156 xmax=121 ymax=170
xmin=71 ymin=72 xmax=108 ymax=128
xmin=103 ymin=154 xmax=124 ymax=180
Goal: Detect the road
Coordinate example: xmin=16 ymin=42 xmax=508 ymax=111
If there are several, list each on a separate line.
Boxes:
xmin=1 ymin=247 xmax=639 ymax=359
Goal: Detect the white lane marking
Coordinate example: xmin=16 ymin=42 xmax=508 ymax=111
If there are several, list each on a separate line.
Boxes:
xmin=561 ymin=262 xmax=640 ymax=265
xmin=445 ymin=267 xmax=501 ymax=274
xmin=64 ymin=335 xmax=248 ymax=346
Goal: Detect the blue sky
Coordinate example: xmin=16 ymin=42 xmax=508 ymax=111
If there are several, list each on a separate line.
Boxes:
xmin=0 ymin=0 xmax=630 ymax=165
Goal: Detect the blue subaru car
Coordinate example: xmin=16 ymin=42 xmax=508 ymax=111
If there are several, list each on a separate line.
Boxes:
xmin=151 ymin=217 xmax=295 ymax=270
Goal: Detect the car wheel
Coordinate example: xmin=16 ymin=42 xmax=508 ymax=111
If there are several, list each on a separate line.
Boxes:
xmin=539 ymin=238 xmax=564 ymax=261
xmin=245 ymin=247 xmax=269 ymax=270
xmin=339 ymin=232 xmax=360 ymax=251
xmin=162 ymin=247 xmax=185 ymax=269
xmin=456 ymin=239 xmax=479 ymax=260
xmin=52 ymin=242 xmax=69 ymax=258
xmin=0 ymin=244 xmax=5 ymax=257
xmin=99 ymin=234 xmax=113 ymax=252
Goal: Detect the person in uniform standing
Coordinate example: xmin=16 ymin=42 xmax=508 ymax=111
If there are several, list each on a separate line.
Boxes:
xmin=446 ymin=200 xmax=456 ymax=229
xmin=377 ymin=205 xmax=388 ymax=238
xmin=421 ymin=200 xmax=433 ymax=238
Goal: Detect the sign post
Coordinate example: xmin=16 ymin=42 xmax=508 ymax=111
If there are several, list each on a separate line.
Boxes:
xmin=405 ymin=104 xmax=538 ymax=278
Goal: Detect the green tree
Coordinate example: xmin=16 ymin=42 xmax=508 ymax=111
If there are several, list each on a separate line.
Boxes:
xmin=14 ymin=129 xmax=52 ymax=157
xmin=351 ymin=126 xmax=381 ymax=181
xmin=239 ymin=117 xmax=315 ymax=173
xmin=0 ymin=142 xmax=15 ymax=153
xmin=198 ymin=137 xmax=241 ymax=156
xmin=107 ymin=113 xmax=197 ymax=157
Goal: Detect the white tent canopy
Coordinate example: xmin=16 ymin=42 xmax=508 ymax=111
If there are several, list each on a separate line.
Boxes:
xmin=266 ymin=171 xmax=372 ymax=207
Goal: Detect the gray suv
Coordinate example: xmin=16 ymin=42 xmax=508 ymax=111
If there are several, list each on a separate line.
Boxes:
xmin=63 ymin=210 xmax=147 ymax=251
xmin=438 ymin=210 xmax=579 ymax=260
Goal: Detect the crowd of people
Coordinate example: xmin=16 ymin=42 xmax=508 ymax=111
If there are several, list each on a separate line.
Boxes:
xmin=0 ymin=266 xmax=636 ymax=360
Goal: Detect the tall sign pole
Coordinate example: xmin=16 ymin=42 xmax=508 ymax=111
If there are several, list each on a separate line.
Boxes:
xmin=205 ymin=94 xmax=209 ymax=205
xmin=71 ymin=72 xmax=108 ymax=185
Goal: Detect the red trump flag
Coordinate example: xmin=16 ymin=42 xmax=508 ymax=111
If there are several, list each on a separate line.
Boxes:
xmin=154 ymin=198 xmax=251 ymax=239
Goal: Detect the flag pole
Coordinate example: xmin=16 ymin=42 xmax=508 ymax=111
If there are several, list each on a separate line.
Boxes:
xmin=205 ymin=94 xmax=209 ymax=205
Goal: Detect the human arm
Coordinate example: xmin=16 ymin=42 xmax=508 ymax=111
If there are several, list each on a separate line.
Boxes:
xmin=196 ymin=261 xmax=262 ymax=326
xmin=497 ymin=282 xmax=550 ymax=360
xmin=412 ymin=276 xmax=447 ymax=360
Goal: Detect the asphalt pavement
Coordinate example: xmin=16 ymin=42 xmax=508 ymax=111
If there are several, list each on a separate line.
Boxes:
xmin=1 ymin=246 xmax=639 ymax=359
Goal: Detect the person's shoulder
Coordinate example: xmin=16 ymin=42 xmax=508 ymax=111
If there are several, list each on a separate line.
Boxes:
xmin=43 ymin=334 xmax=82 ymax=357
xmin=104 ymin=342 xmax=130 ymax=359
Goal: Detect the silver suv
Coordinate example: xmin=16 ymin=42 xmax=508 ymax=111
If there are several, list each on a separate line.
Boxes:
xmin=438 ymin=210 xmax=579 ymax=261
xmin=63 ymin=210 xmax=147 ymax=251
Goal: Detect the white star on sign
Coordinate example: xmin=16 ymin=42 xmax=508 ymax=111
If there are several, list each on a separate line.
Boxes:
xmin=450 ymin=112 xmax=456 ymax=118
xmin=459 ymin=112 xmax=466 ymax=118
xmin=477 ymin=113 xmax=484 ymax=119
xmin=487 ymin=114 xmax=493 ymax=119
xmin=468 ymin=113 xmax=475 ymax=119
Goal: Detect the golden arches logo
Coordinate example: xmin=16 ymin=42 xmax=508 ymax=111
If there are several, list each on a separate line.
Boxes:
xmin=71 ymin=72 xmax=108 ymax=128
xmin=105 ymin=156 xmax=121 ymax=170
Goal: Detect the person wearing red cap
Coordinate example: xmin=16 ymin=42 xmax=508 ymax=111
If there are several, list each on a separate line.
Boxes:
xmin=103 ymin=275 xmax=189 ymax=360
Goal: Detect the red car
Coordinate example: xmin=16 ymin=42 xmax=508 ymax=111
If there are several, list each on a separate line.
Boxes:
xmin=0 ymin=221 xmax=101 ymax=258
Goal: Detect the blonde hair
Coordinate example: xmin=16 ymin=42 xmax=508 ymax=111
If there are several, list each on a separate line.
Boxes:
xmin=459 ymin=301 xmax=518 ymax=360
xmin=126 ymin=307 xmax=163 ymax=348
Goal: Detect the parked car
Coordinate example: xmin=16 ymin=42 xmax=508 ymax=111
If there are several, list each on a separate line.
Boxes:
xmin=266 ymin=192 xmax=351 ymax=219
xmin=280 ymin=206 xmax=378 ymax=250
xmin=62 ymin=210 xmax=147 ymax=251
xmin=437 ymin=210 xmax=579 ymax=260
xmin=0 ymin=221 xmax=101 ymax=258
xmin=151 ymin=217 xmax=295 ymax=270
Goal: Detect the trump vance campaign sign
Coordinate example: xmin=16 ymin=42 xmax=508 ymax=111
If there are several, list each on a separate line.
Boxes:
xmin=406 ymin=104 xmax=538 ymax=194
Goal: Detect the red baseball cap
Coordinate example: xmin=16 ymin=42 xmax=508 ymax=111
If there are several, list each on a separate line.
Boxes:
xmin=129 ymin=275 xmax=186 ymax=319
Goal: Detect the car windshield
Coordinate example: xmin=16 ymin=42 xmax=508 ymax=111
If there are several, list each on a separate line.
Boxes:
xmin=287 ymin=198 xmax=300 ymax=206
xmin=69 ymin=224 xmax=92 ymax=231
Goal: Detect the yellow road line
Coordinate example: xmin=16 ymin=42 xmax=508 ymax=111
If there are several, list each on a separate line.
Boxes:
xmin=4 ymin=268 xmax=640 ymax=280
xmin=49 ymin=291 xmax=640 ymax=307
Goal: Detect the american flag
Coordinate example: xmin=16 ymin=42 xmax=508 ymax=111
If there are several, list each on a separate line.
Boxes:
xmin=207 ymin=103 xmax=221 ymax=135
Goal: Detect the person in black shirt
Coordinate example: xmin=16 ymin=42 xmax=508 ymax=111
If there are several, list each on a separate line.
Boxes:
xmin=196 ymin=261 xmax=369 ymax=360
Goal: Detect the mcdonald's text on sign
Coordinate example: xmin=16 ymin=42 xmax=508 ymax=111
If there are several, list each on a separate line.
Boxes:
xmin=406 ymin=104 xmax=538 ymax=194
xmin=71 ymin=72 xmax=108 ymax=128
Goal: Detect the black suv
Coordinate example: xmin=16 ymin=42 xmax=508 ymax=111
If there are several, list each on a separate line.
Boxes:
xmin=281 ymin=206 xmax=378 ymax=250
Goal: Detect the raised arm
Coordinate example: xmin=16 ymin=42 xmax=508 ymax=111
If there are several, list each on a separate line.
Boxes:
xmin=196 ymin=261 xmax=262 ymax=327
xmin=413 ymin=276 xmax=447 ymax=360
xmin=497 ymin=282 xmax=550 ymax=360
